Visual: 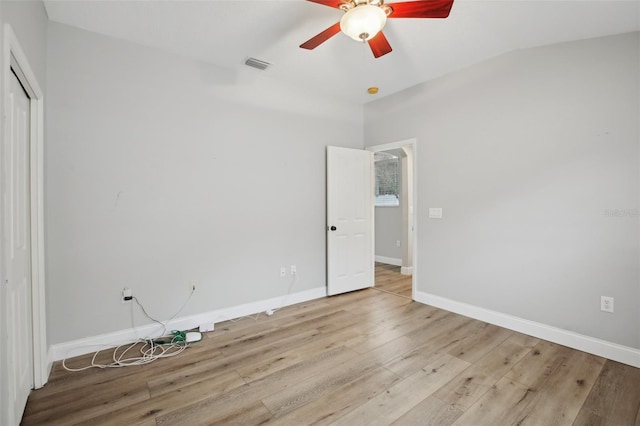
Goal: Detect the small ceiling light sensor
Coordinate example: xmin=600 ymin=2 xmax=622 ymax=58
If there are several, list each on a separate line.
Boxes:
xmin=368 ymin=86 xmax=379 ymax=94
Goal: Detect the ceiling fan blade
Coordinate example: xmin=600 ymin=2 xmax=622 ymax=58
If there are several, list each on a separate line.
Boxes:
xmin=305 ymin=0 xmax=346 ymax=9
xmin=368 ymin=31 xmax=392 ymax=58
xmin=387 ymin=0 xmax=454 ymax=18
xmin=300 ymin=22 xmax=342 ymax=50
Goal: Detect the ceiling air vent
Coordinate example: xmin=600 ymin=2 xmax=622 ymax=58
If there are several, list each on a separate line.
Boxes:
xmin=244 ymin=57 xmax=271 ymax=71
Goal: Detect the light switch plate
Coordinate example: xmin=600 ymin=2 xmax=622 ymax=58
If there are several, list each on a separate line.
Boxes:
xmin=429 ymin=208 xmax=443 ymax=219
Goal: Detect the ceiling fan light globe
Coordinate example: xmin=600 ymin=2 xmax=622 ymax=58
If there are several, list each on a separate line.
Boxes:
xmin=340 ymin=5 xmax=387 ymax=42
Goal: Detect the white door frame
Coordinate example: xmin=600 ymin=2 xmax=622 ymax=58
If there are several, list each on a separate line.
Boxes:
xmin=367 ymin=138 xmax=417 ymax=298
xmin=2 ymin=24 xmax=48 ymax=389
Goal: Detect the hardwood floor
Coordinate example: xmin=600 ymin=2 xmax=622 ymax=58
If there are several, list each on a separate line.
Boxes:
xmin=374 ymin=263 xmax=412 ymax=299
xmin=22 ymin=270 xmax=640 ymax=425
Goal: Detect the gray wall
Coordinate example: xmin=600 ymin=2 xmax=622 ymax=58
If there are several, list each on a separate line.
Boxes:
xmin=375 ymin=158 xmax=403 ymax=260
xmin=1 ymin=0 xmax=47 ymax=86
xmin=45 ymin=22 xmax=363 ymax=344
xmin=364 ymin=32 xmax=640 ymax=349
xmin=7 ymin=2 xmax=639 ymax=362
xmin=375 ymin=206 xmax=402 ymax=260
xmin=0 ymin=1 xmax=48 ymax=423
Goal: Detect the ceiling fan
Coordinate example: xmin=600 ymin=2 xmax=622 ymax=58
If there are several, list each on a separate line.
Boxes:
xmin=300 ymin=0 xmax=454 ymax=58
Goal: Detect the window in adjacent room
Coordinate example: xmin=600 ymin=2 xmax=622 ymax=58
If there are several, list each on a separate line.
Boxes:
xmin=374 ymin=151 xmax=400 ymax=207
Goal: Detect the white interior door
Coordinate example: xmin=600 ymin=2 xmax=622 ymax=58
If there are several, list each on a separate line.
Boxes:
xmin=327 ymin=146 xmax=374 ymax=296
xmin=5 ymin=68 xmax=33 ymax=425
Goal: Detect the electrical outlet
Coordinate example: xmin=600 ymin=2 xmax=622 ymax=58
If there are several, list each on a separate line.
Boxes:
xmin=601 ymin=296 xmax=614 ymax=313
xmin=280 ymin=267 xmax=286 ymax=277
xmin=396 ymin=240 xmax=401 ymax=247
xmin=291 ymin=265 xmax=296 ymax=275
xmin=190 ymin=281 xmax=197 ymax=292
xmin=122 ymin=287 xmax=132 ymax=303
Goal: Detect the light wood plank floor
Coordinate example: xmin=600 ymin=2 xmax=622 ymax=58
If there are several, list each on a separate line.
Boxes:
xmin=374 ymin=262 xmax=412 ymax=299
xmin=22 ymin=278 xmax=640 ymax=425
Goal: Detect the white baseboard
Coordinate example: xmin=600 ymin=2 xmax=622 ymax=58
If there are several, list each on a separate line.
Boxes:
xmin=415 ymin=291 xmax=640 ymax=368
xmin=400 ymin=266 xmax=413 ymax=276
xmin=375 ymin=256 xmax=402 ymax=266
xmin=50 ymin=286 xmax=327 ymax=362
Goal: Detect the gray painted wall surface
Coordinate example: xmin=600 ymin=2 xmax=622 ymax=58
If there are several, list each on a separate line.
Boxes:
xmin=364 ymin=32 xmax=640 ymax=349
xmin=1 ymin=0 xmax=47 ymax=87
xmin=375 ymin=157 xmax=403 ymax=260
xmin=45 ymin=22 xmax=363 ymax=344
xmin=375 ymin=206 xmax=402 ymax=260
xmin=6 ymin=2 xmax=639 ymax=361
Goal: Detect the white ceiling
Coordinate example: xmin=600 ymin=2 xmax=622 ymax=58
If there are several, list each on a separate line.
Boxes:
xmin=43 ymin=0 xmax=640 ymax=105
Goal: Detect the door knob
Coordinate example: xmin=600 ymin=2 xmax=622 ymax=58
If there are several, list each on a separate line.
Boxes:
xmin=329 ymin=226 xmax=337 ymax=231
